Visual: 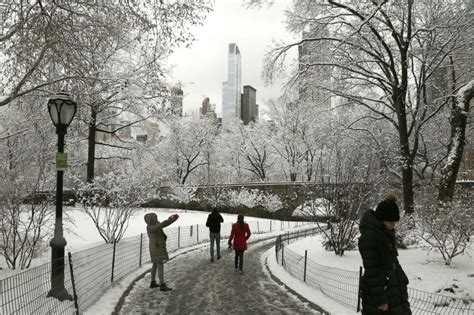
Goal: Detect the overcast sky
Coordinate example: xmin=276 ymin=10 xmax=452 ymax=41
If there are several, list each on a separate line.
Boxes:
xmin=168 ymin=0 xmax=296 ymax=118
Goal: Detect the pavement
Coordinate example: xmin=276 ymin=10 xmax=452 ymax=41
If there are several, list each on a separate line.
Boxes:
xmin=118 ymin=239 xmax=325 ymax=314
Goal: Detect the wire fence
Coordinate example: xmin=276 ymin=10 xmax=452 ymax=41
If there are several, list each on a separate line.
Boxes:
xmin=0 ymin=218 xmax=306 ymax=314
xmin=275 ymin=229 xmax=474 ymax=314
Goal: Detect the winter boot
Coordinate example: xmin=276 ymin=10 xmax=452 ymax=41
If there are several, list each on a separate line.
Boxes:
xmin=160 ymin=283 xmax=172 ymax=292
xmin=150 ymin=281 xmax=159 ymax=288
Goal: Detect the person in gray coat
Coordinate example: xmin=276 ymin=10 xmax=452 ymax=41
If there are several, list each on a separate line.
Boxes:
xmin=144 ymin=212 xmax=179 ymax=291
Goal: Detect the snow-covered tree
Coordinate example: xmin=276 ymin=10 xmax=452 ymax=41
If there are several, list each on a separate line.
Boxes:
xmin=414 ymin=197 xmax=474 ymax=265
xmin=74 ymin=169 xmax=149 ymax=243
xmin=216 ymin=119 xmax=249 ymax=183
xmin=167 ymin=184 xmax=198 ymax=205
xmin=241 ymin=122 xmax=275 ymax=182
xmin=0 ymin=1 xmax=213 ymax=108
xmin=438 ymin=80 xmax=473 ymax=201
xmin=0 ymin=103 xmax=55 ymax=269
xmin=226 ymin=188 xmax=262 ymax=208
xmin=251 ymin=0 xmax=472 ymax=213
xmin=157 ymin=116 xmax=217 ymax=185
xmin=259 ymin=192 xmax=283 ymax=213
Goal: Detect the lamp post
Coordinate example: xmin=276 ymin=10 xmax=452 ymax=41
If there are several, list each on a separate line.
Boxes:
xmin=47 ymin=92 xmax=77 ymax=301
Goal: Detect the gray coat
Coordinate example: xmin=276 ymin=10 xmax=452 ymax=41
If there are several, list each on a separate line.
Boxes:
xmin=144 ymin=213 xmax=175 ymax=263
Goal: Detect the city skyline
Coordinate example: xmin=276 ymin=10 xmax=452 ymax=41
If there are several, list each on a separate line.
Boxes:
xmin=168 ymin=0 xmax=295 ymax=118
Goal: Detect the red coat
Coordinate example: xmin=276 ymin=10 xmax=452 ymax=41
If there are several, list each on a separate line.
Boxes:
xmin=228 ymin=222 xmax=251 ymax=251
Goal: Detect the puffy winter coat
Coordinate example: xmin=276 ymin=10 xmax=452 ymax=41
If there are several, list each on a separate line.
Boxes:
xmin=144 ymin=213 xmax=175 ymax=263
xmin=206 ymin=211 xmax=224 ymax=233
xmin=358 ymin=210 xmax=411 ymax=315
xmin=228 ymin=222 xmax=251 ymax=251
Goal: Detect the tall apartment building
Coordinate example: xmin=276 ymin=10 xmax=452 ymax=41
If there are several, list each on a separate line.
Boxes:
xmin=241 ymin=85 xmax=259 ymax=124
xmin=222 ymin=43 xmax=242 ymax=124
xmin=170 ymin=85 xmax=184 ymax=117
xmin=200 ymin=97 xmax=217 ymax=120
xmin=298 ymin=24 xmax=332 ymax=108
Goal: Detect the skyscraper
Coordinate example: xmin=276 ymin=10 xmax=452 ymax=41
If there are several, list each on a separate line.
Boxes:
xmin=241 ymin=85 xmax=258 ymax=125
xmin=298 ymin=24 xmax=332 ymax=108
xmin=222 ymin=43 xmax=242 ymax=124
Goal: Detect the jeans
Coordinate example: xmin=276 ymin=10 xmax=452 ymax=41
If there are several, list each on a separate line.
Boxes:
xmin=235 ymin=251 xmax=244 ymax=271
xmin=151 ymin=262 xmax=164 ymax=284
xmin=210 ymin=232 xmax=221 ymax=258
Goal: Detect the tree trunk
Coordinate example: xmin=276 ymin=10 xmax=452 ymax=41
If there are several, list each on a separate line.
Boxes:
xmin=438 ymin=80 xmax=473 ymax=201
xmin=394 ymin=88 xmax=415 ymax=214
xmin=86 ymin=108 xmax=97 ymax=183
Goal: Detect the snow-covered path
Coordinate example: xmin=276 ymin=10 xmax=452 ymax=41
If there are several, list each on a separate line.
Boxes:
xmin=118 ymin=240 xmax=325 ymax=314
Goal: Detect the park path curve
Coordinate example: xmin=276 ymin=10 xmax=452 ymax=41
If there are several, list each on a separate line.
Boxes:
xmin=118 ymin=239 xmax=324 ymax=315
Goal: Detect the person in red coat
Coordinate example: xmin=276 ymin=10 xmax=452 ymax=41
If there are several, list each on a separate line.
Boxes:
xmin=228 ymin=214 xmax=251 ymax=274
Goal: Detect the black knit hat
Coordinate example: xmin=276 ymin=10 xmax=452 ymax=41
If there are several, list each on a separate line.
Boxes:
xmin=375 ymin=199 xmax=400 ymax=221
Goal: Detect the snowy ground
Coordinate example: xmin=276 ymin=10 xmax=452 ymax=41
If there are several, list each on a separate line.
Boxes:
xmin=2 ymin=207 xmax=473 ymax=314
xmin=0 ymin=207 xmax=276 ymax=279
xmin=107 ymin=239 xmax=322 ymax=315
xmin=285 ymin=234 xmax=474 ymax=306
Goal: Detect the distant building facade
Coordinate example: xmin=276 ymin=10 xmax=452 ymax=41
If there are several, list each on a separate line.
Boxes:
xmin=241 ymin=85 xmax=259 ymax=124
xmin=298 ymin=24 xmax=332 ymax=108
xmin=200 ymin=97 xmax=217 ymax=120
xmin=222 ymin=43 xmax=242 ymax=124
xmin=170 ymin=85 xmax=184 ymax=117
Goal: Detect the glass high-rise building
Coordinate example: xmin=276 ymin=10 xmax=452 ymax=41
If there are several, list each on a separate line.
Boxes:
xmin=222 ymin=43 xmax=242 ymax=124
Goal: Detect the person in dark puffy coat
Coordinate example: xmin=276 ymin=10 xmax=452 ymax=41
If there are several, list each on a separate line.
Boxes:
xmin=144 ymin=212 xmax=179 ymax=291
xmin=206 ymin=209 xmax=224 ymax=262
xmin=358 ymin=194 xmax=411 ymax=315
xmin=228 ymin=214 xmax=251 ymax=274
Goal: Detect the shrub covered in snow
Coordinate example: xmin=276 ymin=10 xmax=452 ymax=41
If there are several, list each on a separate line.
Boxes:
xmin=226 ymin=188 xmax=261 ymax=208
xmin=74 ymin=171 xmax=149 ymax=243
xmin=414 ymin=199 xmax=473 ymax=265
xmin=168 ymin=184 xmax=198 ymax=205
xmin=259 ymin=192 xmax=283 ymax=213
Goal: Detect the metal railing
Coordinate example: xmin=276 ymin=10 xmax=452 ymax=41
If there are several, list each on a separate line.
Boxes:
xmin=0 ymin=219 xmax=305 ymax=314
xmin=275 ymin=229 xmax=474 ymax=314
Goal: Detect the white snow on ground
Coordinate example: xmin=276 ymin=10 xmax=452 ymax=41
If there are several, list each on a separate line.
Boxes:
xmin=85 ymin=228 xmax=318 ymax=315
xmin=62 ymin=206 xmax=270 ymax=253
xmin=262 ymin=245 xmax=355 ymax=314
xmin=287 ymin=234 xmax=474 ymax=304
xmin=0 ymin=207 xmax=277 ymax=279
xmin=2 ymin=208 xmax=473 ymax=314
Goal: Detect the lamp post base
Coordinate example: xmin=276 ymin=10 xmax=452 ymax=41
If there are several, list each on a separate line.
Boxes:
xmin=47 ymin=288 xmax=73 ymax=301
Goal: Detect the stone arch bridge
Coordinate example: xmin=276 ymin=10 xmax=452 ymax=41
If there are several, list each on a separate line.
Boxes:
xmin=149 ymin=182 xmax=371 ymax=219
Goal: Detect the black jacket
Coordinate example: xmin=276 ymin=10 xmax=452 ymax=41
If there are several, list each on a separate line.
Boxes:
xmin=206 ymin=211 xmax=224 ymax=233
xmin=358 ymin=210 xmax=411 ymax=315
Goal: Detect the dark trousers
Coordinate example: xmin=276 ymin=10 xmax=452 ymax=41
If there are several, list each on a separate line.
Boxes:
xmin=234 ymin=250 xmax=244 ymax=271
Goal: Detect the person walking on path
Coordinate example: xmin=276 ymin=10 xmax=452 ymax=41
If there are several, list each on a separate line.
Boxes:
xmin=358 ymin=194 xmax=411 ymax=315
xmin=144 ymin=212 xmax=179 ymax=292
xmin=228 ymin=214 xmax=251 ymax=274
xmin=206 ymin=209 xmax=224 ymax=262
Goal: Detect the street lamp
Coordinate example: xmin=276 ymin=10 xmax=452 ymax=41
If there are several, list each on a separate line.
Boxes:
xmin=47 ymin=92 xmax=77 ymax=301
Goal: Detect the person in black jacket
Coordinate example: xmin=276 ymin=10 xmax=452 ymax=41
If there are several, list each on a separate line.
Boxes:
xmin=358 ymin=194 xmax=411 ymax=315
xmin=206 ymin=209 xmax=224 ymax=262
